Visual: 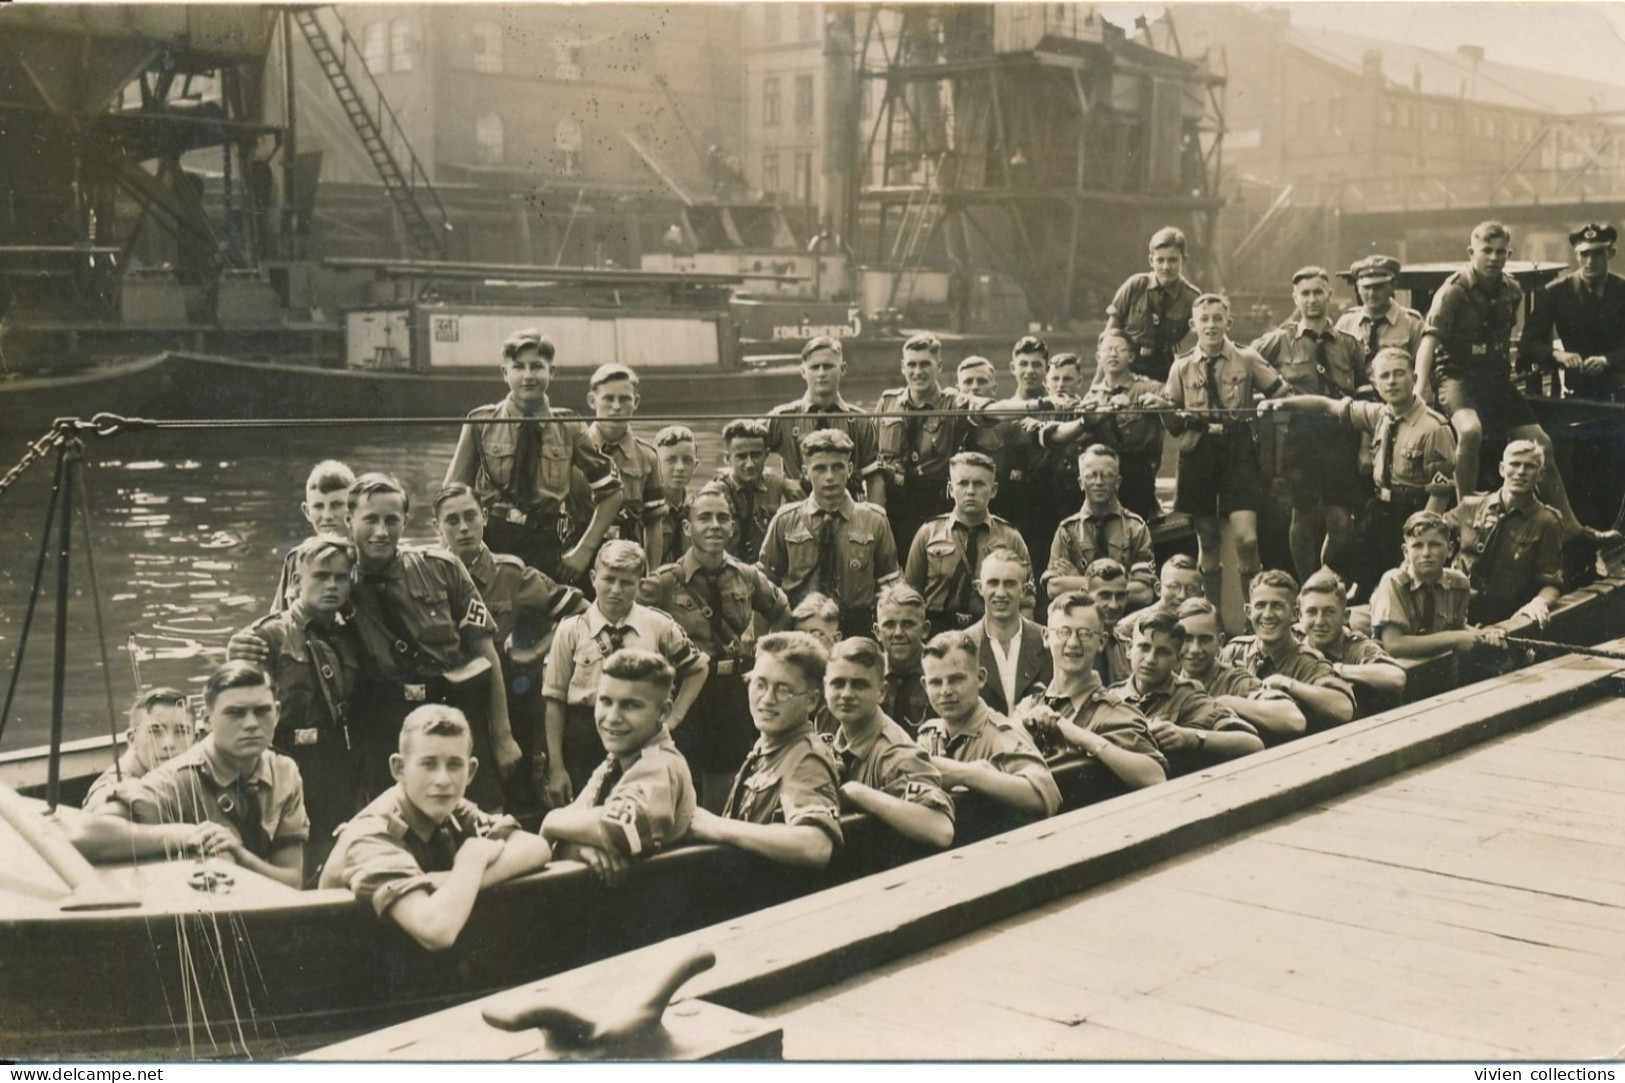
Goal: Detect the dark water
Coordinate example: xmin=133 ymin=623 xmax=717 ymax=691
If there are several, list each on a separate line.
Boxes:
xmin=0 ymin=414 xmax=742 ymax=750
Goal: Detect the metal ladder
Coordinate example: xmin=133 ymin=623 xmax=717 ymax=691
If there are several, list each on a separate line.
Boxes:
xmin=292 ymin=7 xmax=449 ymax=259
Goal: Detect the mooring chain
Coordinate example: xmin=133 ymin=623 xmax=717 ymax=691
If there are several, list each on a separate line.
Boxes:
xmin=0 ymin=425 xmax=62 ymax=499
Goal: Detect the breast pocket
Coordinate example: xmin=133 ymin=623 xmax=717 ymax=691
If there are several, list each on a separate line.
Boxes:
xmin=1182 ymin=371 xmax=1210 ymax=406
xmin=538 ymin=441 xmax=572 ymax=494
xmin=408 ymin=581 xmax=454 ymax=629
xmin=876 ymin=416 xmax=904 ymax=458
xmin=918 ymin=416 xmax=952 ymax=469
xmin=784 ymin=527 xmax=820 ymax=579
xmin=1220 ymin=370 xmax=1250 ymax=408
xmin=924 ymin=538 xmax=961 ymax=581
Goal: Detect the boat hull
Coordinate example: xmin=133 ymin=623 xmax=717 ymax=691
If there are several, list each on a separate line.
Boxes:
xmin=0 ymin=356 xmax=179 ymax=435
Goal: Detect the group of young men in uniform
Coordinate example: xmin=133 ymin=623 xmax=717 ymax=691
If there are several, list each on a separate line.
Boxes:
xmin=63 ymin=218 xmax=1625 ymax=950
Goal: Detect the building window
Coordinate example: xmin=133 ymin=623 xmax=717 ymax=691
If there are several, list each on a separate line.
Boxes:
xmin=390 ymin=18 xmax=420 ymax=73
xmin=475 ymin=111 xmax=505 ymax=165
xmin=764 ymin=6 xmax=781 ymax=43
xmin=798 ymin=5 xmax=817 ymax=41
xmin=764 ymin=76 xmax=781 ymax=126
xmin=556 ymin=118 xmax=582 ymax=176
xmin=794 ymin=151 xmax=814 ymax=204
xmin=762 ymin=152 xmax=780 ymax=197
xmin=472 ymin=21 xmax=503 ymax=74
xmin=795 ymin=74 xmax=815 ymax=126
xmin=362 ymin=23 xmax=387 ymax=75
xmin=553 ymin=33 xmax=582 ymax=81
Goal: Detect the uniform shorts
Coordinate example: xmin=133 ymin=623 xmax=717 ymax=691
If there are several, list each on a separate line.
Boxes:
xmin=1436 ymin=368 xmax=1537 ymax=433
xmin=1174 ymin=426 xmax=1267 ymax=518
xmin=1282 ymin=418 xmax=1364 ymax=510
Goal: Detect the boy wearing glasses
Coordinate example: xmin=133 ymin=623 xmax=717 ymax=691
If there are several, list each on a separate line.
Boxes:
xmin=687 ymin=631 xmax=843 ymax=869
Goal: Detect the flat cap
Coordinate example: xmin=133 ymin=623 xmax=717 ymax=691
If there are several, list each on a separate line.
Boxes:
xmin=1569 ymin=222 xmax=1617 ymax=250
xmin=1350 ymin=255 xmax=1401 ymax=284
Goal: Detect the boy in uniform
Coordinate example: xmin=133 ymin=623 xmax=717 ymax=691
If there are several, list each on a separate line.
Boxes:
xmin=1164 ymin=293 xmax=1286 ymax=616
xmin=1176 ymin=598 xmax=1307 ymax=742
xmin=1080 ymin=330 xmax=1170 ymax=522
xmin=712 ymin=418 xmax=803 ymax=562
xmin=966 ymin=546 xmax=1051 ymax=715
xmin=1336 ymin=256 xmax=1424 ymax=366
xmin=444 ymin=328 xmax=624 ymax=581
xmin=1452 ymin=440 xmax=1566 ymax=628
xmin=791 ymin=592 xmax=842 ymax=650
xmin=986 ymin=336 xmax=1053 ymax=562
xmin=903 ymin=451 xmax=1028 ymax=631
xmin=826 ymin=637 xmax=956 ymax=851
xmin=766 ymin=336 xmax=885 ymax=504
xmin=1251 ymin=267 xmax=1368 ymax=582
xmin=956 ymin=355 xmax=998 ymax=398
xmin=542 ymin=649 xmax=697 ymax=885
xmin=1042 ymin=444 xmax=1157 ymax=604
xmin=1219 ymin=570 xmax=1356 ymax=736
xmin=1106 ymin=226 xmax=1202 ymax=382
xmin=1084 ymin=558 xmax=1135 ymax=685
xmin=1296 ymin=570 xmax=1406 ymax=715
xmin=541 ymin=541 xmax=708 ymax=805
xmin=874 ymin=333 xmax=984 ymax=549
xmin=567 ymin=363 xmax=668 ymax=561
xmin=270 ymin=460 xmax=355 ymax=614
xmin=687 ymin=631 xmax=843 ymax=869
xmin=652 ymin=425 xmax=699 ymax=568
xmin=1013 ymin=591 xmax=1167 ymax=791
xmin=82 ymin=688 xmax=196 ymax=811
xmin=1370 ymin=511 xmax=1501 ymax=659
xmin=107 ymin=661 xmax=309 ymax=889
xmin=1112 ymin=610 xmax=1262 ymax=777
xmin=916 ymin=631 xmax=1060 ymax=838
xmin=759 ymin=428 xmax=901 ymax=638
xmin=233 ymin=535 xmax=366 ymax=875
xmin=321 ymin=705 xmax=551 ymax=950
xmin=872 ymin=583 xmax=934 ymax=737
xmin=639 ymin=484 xmax=792 ymax=808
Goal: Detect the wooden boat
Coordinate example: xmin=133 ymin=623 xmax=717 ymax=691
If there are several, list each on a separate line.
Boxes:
xmin=5 ymin=572 xmax=1623 ymax=1061
xmin=0 ymin=355 xmax=179 ymax=436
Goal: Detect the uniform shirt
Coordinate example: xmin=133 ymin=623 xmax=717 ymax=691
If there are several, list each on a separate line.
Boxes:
xmin=654 ymin=497 xmax=690 ymax=568
xmin=1106 ymin=272 xmax=1201 ymax=380
xmin=461 ymin=394 xmax=620 ymax=513
xmin=916 ymin=703 xmax=1062 ymax=817
xmin=1369 ymin=565 xmax=1473 ymax=636
xmin=1340 ymin=398 xmax=1456 ymax=493
xmin=1521 ymin=269 xmax=1625 ymax=395
xmin=319 ymin=784 xmax=519 ymax=917
xmin=1079 ymin=377 xmax=1167 ymax=462
xmin=247 ymin=602 xmax=361 ymax=750
xmin=1252 ymin=320 xmax=1366 ymax=397
xmin=1042 ymin=502 xmax=1155 ymax=591
xmin=465 ymin=544 xmax=582 ymax=649
xmin=571 ymin=728 xmax=695 ymax=858
xmin=880 ymin=662 xmax=932 ymax=738
xmin=568 ymin=423 xmax=665 ymax=542
xmin=765 ymin=394 xmax=882 ymax=484
xmin=903 ymin=512 xmax=1029 ymax=622
xmin=758 ymin=492 xmax=900 ymax=613
xmin=1310 ymin=626 xmax=1398 ymax=667
xmin=873 ymin=385 xmax=986 ymax=488
xmin=721 ymin=722 xmax=843 ymax=846
xmin=1218 ymin=635 xmax=1357 ymax=731
xmin=831 ymin=712 xmax=955 ymax=821
xmin=1110 ymin=674 xmax=1255 ymax=735
xmin=1163 ymin=340 xmax=1283 ymax=453
xmin=543 ymin=602 xmax=705 ymax=707
xmin=1453 ymin=491 xmax=1565 ymax=624
xmin=1187 ymin=663 xmax=1300 ymax=706
xmin=1015 ymin=681 xmax=1170 ymax=773
xmin=348 ymin=546 xmax=496 ymax=681
xmin=1336 ymin=300 xmax=1426 ymax=364
xmin=83 ymin=753 xmax=153 ymax=812
xmin=1423 ymin=268 xmax=1523 ymax=375
xmin=125 ymin=739 xmax=310 ymax=857
xmin=638 ymin=551 xmax=791 ymax=663
xmin=711 ymin=468 xmax=800 ymax=562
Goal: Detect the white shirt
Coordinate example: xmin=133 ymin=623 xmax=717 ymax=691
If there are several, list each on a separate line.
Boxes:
xmin=985 ymin=622 xmax=1023 ymax=715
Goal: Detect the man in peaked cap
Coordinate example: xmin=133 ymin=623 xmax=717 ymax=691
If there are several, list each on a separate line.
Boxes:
xmin=1522 ymin=223 xmax=1625 ymax=401
xmin=1335 ymin=256 xmax=1425 ymax=366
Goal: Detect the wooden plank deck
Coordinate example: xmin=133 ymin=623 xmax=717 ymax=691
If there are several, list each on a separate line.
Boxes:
xmin=765 ymin=698 xmax=1625 ymax=1060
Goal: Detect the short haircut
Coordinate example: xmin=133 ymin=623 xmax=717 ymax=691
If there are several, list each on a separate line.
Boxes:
xmin=433 ymin=482 xmax=481 ymax=518
xmin=791 ymin=592 xmax=841 ymax=624
xmin=655 ymin=424 xmax=696 ymax=448
xmin=589 ymin=362 xmax=639 ymax=391
xmin=595 ymin=539 xmax=647 ymax=575
xmin=1368 ymin=346 xmax=1414 ymax=376
xmin=755 ymin=631 xmax=829 ymax=688
xmin=876 ymin=582 xmax=928 ymax=615
xmin=1012 ymin=334 xmax=1049 ymax=360
xmin=1291 ymin=266 xmax=1331 ymax=287
xmin=502 ymin=328 xmax=556 ymax=363
xmin=957 ymin=355 xmax=994 ymax=377
xmin=1176 ymin=596 xmax=1220 ymax=622
xmin=204 ymin=660 xmax=273 ymax=713
xmin=1132 ymin=608 xmax=1186 ymax=645
xmin=1048 ymin=351 xmax=1082 ymax=373
xmin=948 ymin=450 xmax=997 ymax=476
xmin=130 ymin=687 xmax=188 ymax=727
xmin=1097 ymin=328 xmax=1134 ymax=354
xmin=1149 ymin=226 xmax=1187 ymax=254
xmin=799 ymin=427 xmax=854 ymax=461
xmin=399 ymin=703 xmax=473 ymax=754
xmin=1161 ymin=553 xmax=1199 ymax=576
xmin=1248 ymin=568 xmax=1300 ymax=600
xmin=1047 ymin=589 xmax=1097 ymax=623
xmin=1503 ymin=437 xmax=1546 ymax=467
xmin=902 ymin=332 xmax=942 ymax=357
xmin=801 ymin=335 xmax=843 ymax=361
xmin=1084 ymin=557 xmax=1128 ymax=584
xmin=921 ymin=630 xmax=979 ymax=666
xmin=1471 ymin=220 xmax=1512 ymax=244
xmin=691 ymin=480 xmax=733 ymax=507
xmin=292 ymin=533 xmax=357 ymax=569
xmin=1078 ymin=443 xmax=1121 ymax=469
xmin=347 ymin=472 xmax=411 ymax=514
xmin=1192 ymin=292 xmax=1231 ymax=314
xmin=601 ymin=648 xmax=675 ymax=699
xmin=829 ymin=636 xmax=887 ymax=676
xmin=1299 ymin=569 xmax=1348 ymax=604
xmin=1402 ymin=509 xmax=1455 ymax=542
xmin=305 ymin=459 xmax=355 ymax=494
xmin=722 ymin=418 xmax=770 ymax=444
xmin=978 ymin=543 xmax=1030 ymax=576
